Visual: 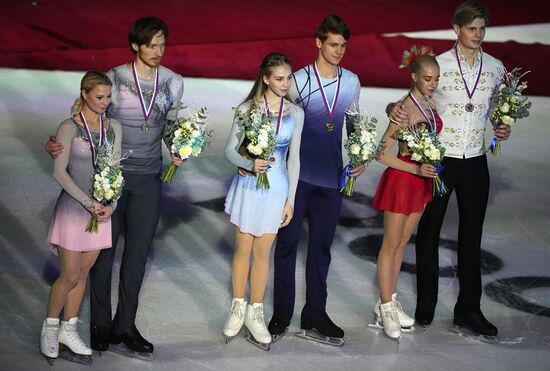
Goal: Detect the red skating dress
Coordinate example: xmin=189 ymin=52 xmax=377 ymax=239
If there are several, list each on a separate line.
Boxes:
xmin=372 ymin=112 xmax=443 ymax=215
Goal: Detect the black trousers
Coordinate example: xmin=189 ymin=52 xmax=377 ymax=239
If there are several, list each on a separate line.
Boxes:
xmin=90 ymin=172 xmax=161 ymax=335
xmin=415 ymin=155 xmax=490 ymax=314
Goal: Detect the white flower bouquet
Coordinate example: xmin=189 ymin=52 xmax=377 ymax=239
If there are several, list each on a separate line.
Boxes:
xmin=162 ymin=107 xmax=210 ymax=182
xmin=394 ymin=123 xmax=447 ymax=197
xmin=490 ymin=68 xmax=531 ymax=155
xmin=341 ymin=110 xmax=378 ymax=196
xmin=236 ymin=103 xmax=276 ymax=189
xmin=86 ymin=141 xmax=125 ymax=233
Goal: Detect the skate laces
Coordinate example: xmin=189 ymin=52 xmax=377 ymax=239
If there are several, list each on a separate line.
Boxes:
xmin=393 ymin=300 xmax=406 ymax=315
xmin=63 ymin=323 xmax=87 ymax=348
xmin=231 ymin=301 xmax=245 ymax=319
xmin=382 ymin=304 xmax=399 ymax=323
xmin=252 ymin=305 xmax=265 ymax=323
xmin=43 ymin=324 xmax=59 ymax=347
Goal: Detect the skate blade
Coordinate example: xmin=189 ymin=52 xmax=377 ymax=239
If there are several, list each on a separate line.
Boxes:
xmin=368 ymin=322 xmax=416 ymax=334
xmin=42 ymin=355 xmax=56 ymax=367
xmin=449 ymin=325 xmax=498 ymax=344
xmin=58 ymin=348 xmax=93 ymax=365
xmin=295 ymin=329 xmax=344 ymax=346
xmin=271 ymin=327 xmax=289 ymax=344
xmin=243 ymin=333 xmax=270 ymax=351
xmin=109 ymin=343 xmax=154 ymax=361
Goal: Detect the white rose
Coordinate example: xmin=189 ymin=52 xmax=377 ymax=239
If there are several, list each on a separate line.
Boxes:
xmin=509 ymin=96 xmax=518 ymax=104
xmin=500 ymin=102 xmax=510 ymax=113
xmin=174 ymin=129 xmax=182 ymax=138
xmin=428 ymin=148 xmax=441 ymax=161
xmin=412 ymin=153 xmax=422 ymax=162
xmin=105 ymin=189 xmax=114 ymax=200
xmin=501 ymin=115 xmax=515 ymax=125
xmin=350 ymin=144 xmax=361 ymax=155
xmin=247 ymin=143 xmax=262 ymax=156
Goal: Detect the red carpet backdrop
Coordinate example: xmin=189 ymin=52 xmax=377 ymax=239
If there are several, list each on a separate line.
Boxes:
xmin=0 ymin=0 xmax=548 ymax=94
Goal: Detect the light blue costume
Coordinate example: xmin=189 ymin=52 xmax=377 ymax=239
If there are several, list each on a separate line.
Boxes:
xmin=224 ymin=99 xmax=304 ymax=237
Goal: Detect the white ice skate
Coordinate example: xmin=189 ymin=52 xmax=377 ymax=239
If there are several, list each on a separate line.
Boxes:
xmin=58 ymin=317 xmax=92 ymax=365
xmin=244 ymin=303 xmax=271 ymax=351
xmin=40 ymin=317 xmax=60 ymax=365
xmin=223 ymin=298 xmax=247 ymax=343
xmin=379 ymin=301 xmax=401 ymax=343
xmin=370 ymin=294 xmax=415 ymax=333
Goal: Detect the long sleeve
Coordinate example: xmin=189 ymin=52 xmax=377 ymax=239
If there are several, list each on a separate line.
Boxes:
xmin=52 ymin=121 xmax=93 ymax=209
xmin=286 ymin=108 xmax=304 ymax=208
xmin=111 ymin=119 xmax=123 ymax=162
xmin=344 ymin=78 xmax=361 ymax=138
xmin=163 ymin=74 xmax=185 ymax=148
xmin=224 ymin=103 xmax=255 ymax=171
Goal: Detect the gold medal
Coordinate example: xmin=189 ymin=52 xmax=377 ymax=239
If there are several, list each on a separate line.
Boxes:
xmin=141 ymin=122 xmax=149 ymax=132
xmin=326 ymin=122 xmax=334 ymax=132
xmin=465 ymin=102 xmax=474 ymax=112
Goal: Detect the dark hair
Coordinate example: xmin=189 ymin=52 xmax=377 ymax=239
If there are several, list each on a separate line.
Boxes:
xmin=244 ymin=52 xmax=292 ymax=102
xmin=315 ymin=15 xmax=350 ymax=41
xmin=71 ymin=71 xmax=112 ymax=114
xmin=128 ymin=16 xmax=169 ymax=54
xmin=411 ymin=54 xmax=439 ymax=75
xmin=452 ymin=1 xmax=490 ymax=27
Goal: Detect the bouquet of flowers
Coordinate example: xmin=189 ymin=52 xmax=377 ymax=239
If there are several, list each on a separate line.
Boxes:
xmin=341 ymin=109 xmax=378 ymax=196
xmin=490 ymin=68 xmax=531 ymax=155
xmin=394 ymin=123 xmax=447 ymax=197
xmin=235 ymin=103 xmax=276 ymax=189
xmin=162 ymin=108 xmax=210 ymax=182
xmin=86 ymin=141 xmax=126 ymax=233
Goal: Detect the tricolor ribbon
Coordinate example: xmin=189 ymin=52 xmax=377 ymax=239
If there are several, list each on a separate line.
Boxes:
xmin=263 ymin=94 xmax=284 ymax=135
xmin=408 ymin=92 xmax=436 ymax=131
xmin=312 ymin=62 xmax=341 ymax=125
xmin=132 ymin=62 xmax=159 ymax=126
xmin=79 ymin=111 xmax=104 ymax=166
xmin=455 ymin=45 xmax=483 ymax=109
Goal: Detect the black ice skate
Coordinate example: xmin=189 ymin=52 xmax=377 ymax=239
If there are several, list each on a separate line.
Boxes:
xmin=449 ymin=309 xmax=498 ymax=343
xmin=109 ymin=325 xmax=154 ymax=361
xmin=268 ymin=312 xmax=291 ymax=343
xmin=295 ymin=312 xmax=344 ymax=346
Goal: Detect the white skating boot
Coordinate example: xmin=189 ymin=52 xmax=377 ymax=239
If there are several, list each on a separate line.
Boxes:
xmin=374 ymin=294 xmax=415 ymax=330
xmin=391 ymin=293 xmax=415 ymax=329
xmin=40 ymin=317 xmax=60 ymax=362
xmin=379 ymin=301 xmax=401 ymax=341
xmin=58 ymin=317 xmax=92 ymax=364
xmin=244 ymin=303 xmax=272 ymax=351
xmin=223 ymin=298 xmax=247 ymax=343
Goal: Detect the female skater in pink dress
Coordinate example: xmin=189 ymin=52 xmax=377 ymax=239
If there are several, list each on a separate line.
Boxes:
xmin=40 ymin=71 xmax=122 ymax=363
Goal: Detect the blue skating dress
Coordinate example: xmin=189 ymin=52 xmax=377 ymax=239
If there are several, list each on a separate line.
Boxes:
xmin=224 ymin=100 xmax=303 ymax=237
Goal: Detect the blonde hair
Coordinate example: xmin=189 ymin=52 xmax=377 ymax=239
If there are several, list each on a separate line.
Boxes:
xmin=71 ymin=71 xmax=112 ymax=115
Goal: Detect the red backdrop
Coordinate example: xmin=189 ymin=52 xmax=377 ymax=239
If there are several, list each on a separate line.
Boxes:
xmin=0 ymin=0 xmax=548 ymax=95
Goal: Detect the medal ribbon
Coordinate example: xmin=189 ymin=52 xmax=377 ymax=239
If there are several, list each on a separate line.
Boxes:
xmin=132 ymin=62 xmax=159 ymax=125
xmin=408 ymin=92 xmax=436 ymax=131
xmin=312 ymin=62 xmax=341 ymax=124
xmin=454 ymin=45 xmax=483 ymax=104
xmin=263 ymin=95 xmax=284 ymax=135
xmin=79 ymin=111 xmax=104 ymax=166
